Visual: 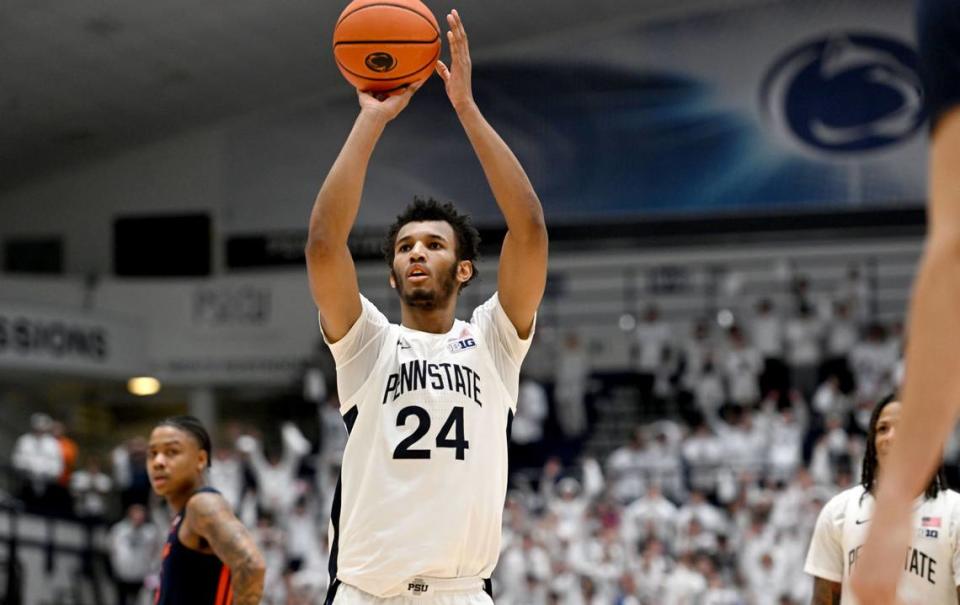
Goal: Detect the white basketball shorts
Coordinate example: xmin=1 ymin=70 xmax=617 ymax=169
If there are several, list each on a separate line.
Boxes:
xmin=332 ymin=578 xmax=494 ymax=605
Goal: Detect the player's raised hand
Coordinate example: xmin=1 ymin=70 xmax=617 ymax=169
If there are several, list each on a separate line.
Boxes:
xmin=357 ymin=77 xmax=428 ymax=122
xmin=436 ymin=9 xmax=475 ymax=112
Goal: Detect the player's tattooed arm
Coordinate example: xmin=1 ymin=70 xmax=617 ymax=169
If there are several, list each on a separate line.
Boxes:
xmin=811 ymin=577 xmax=841 ymax=605
xmin=187 ymin=493 xmax=265 ymax=605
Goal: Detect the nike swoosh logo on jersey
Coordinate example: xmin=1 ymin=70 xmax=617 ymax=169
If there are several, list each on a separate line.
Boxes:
xmin=855 ymin=518 xmax=870 ymax=525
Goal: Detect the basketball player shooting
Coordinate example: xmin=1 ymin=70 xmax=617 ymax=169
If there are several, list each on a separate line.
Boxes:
xmin=805 ymin=395 xmax=960 ymax=605
xmin=306 ymin=9 xmax=548 ymax=605
xmin=850 ymin=1 xmax=960 ymax=603
xmin=147 ymin=416 xmax=265 ymax=605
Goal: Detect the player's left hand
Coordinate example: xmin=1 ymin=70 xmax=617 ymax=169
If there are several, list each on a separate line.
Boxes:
xmin=436 ymin=9 xmax=475 ymax=112
xmin=849 ymin=501 xmax=913 ymax=605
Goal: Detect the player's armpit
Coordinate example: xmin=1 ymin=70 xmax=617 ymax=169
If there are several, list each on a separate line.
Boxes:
xmin=187 ymin=493 xmax=266 ymax=605
xmin=811 ymin=577 xmax=841 ymax=605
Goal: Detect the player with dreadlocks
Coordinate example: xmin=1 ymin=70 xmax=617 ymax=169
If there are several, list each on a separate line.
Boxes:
xmin=804 ymin=394 xmax=960 ymax=605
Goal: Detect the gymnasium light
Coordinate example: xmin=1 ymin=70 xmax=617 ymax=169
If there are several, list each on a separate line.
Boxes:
xmin=128 ymin=376 xmax=161 ymax=396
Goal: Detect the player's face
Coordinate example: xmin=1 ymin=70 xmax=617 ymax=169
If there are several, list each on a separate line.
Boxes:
xmin=390 ymin=220 xmax=468 ymax=308
xmin=147 ymin=426 xmax=206 ymax=497
xmin=874 ymin=401 xmax=902 ymax=467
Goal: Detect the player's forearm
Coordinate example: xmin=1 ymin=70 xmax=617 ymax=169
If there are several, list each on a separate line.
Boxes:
xmin=308 ymin=109 xmax=388 ymax=248
xmin=878 ymin=240 xmax=960 ymax=504
xmin=219 ymin=533 xmax=265 ymax=605
xmin=878 ymin=111 xmax=960 ymax=505
xmin=455 ymin=101 xmax=546 ymax=239
xmin=230 ymin=563 xmax=266 ymax=605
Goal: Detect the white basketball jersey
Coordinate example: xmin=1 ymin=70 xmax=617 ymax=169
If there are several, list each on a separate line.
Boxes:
xmin=804 ymin=485 xmax=960 ymax=604
xmin=321 ymin=294 xmax=533 ymax=598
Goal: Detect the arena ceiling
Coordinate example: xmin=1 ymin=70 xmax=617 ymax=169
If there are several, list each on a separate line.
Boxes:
xmin=1 ymin=0 xmax=778 ymax=192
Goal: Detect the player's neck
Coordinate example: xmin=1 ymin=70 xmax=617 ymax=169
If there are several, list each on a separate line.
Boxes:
xmin=400 ymin=301 xmax=457 ymax=334
xmin=167 ymin=476 xmax=206 ymax=513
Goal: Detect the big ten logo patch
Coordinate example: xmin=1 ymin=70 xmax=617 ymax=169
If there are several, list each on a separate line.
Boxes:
xmin=448 ymin=337 xmax=476 ymax=354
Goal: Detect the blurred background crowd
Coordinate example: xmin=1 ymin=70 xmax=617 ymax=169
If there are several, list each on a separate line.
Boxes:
xmin=6 ymin=267 xmax=948 ymax=605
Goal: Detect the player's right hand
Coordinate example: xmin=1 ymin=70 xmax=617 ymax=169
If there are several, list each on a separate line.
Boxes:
xmin=357 ymin=77 xmax=427 ymax=122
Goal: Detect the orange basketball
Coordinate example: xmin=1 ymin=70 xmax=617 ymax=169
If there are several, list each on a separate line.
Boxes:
xmin=333 ymin=0 xmax=441 ymax=95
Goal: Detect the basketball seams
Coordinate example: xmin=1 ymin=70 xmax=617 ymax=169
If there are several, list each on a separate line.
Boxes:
xmin=334 ymin=45 xmax=440 ymax=82
xmin=334 ymin=37 xmax=440 ymax=46
xmin=335 ymin=3 xmax=439 ymax=35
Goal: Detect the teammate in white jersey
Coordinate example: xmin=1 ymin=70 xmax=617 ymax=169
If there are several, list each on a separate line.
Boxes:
xmin=305 ymin=9 xmax=548 ymax=605
xmin=805 ymin=394 xmax=960 ymax=604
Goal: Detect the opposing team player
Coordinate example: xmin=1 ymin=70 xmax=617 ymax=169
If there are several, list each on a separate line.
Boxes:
xmin=806 ymin=394 xmax=960 ymax=604
xmin=305 ymin=9 xmax=548 ymax=605
xmin=148 ymin=416 xmax=265 ymax=605
xmin=851 ymin=1 xmax=960 ymax=603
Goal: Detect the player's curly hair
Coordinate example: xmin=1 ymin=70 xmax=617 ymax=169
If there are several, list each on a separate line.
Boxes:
xmin=860 ymin=392 xmax=946 ymax=501
xmin=157 ymin=415 xmax=213 ymax=468
xmin=381 ymin=197 xmax=481 ymax=291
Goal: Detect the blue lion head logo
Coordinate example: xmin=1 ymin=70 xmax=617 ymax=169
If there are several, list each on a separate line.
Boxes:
xmin=760 ymin=32 xmax=925 ymax=154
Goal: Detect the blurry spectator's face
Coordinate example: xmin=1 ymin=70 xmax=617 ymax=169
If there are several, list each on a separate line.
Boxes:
xmin=147 ymin=426 xmax=206 ymax=497
xmin=645 ymin=540 xmax=664 ymax=557
xmin=129 ymin=437 xmax=148 ymax=458
xmin=128 ymin=504 xmax=146 ymax=525
xmin=31 ymin=413 xmax=53 ymax=435
xmin=874 ymin=401 xmax=902 ymax=468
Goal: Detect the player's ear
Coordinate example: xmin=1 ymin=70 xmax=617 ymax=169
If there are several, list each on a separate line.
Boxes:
xmin=456 ymin=260 xmax=473 ymax=284
xmin=388 ymin=271 xmax=397 ymax=289
xmin=197 ymin=449 xmax=208 ymax=472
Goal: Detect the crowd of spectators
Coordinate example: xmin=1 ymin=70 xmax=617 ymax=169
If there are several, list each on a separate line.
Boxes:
xmin=489 ymin=275 xmax=913 ymax=604
xmin=4 ymin=271 xmax=931 ymax=604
